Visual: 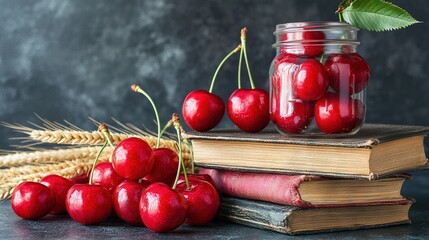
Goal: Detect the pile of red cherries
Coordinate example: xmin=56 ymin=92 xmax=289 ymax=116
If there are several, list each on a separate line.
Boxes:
xmin=11 ymin=85 xmax=221 ymax=233
xmin=11 ymin=136 xmax=219 ymax=233
xmin=271 ymin=29 xmax=370 ymax=134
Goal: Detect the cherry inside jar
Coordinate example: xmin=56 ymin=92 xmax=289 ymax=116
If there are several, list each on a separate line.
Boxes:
xmin=270 ymin=22 xmax=370 ymax=135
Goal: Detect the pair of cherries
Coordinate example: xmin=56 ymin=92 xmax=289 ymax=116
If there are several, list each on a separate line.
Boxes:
xmin=271 ymin=30 xmax=370 ymax=134
xmin=182 ymin=28 xmax=270 ymax=133
xmin=11 ymin=175 xmax=75 ymax=220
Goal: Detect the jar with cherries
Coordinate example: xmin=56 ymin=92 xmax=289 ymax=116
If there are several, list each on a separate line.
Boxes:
xmin=269 ymin=22 xmax=370 ymax=135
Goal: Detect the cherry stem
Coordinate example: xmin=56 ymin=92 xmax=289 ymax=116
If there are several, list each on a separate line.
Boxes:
xmin=160 ymin=120 xmax=173 ymax=137
xmin=131 ymin=84 xmax=161 ymax=148
xmin=171 ymin=113 xmax=190 ymax=190
xmin=241 ymin=28 xmax=255 ymax=89
xmin=98 ymin=123 xmax=115 ymax=149
xmin=319 ymin=54 xmax=325 ymax=64
xmin=159 ymin=120 xmax=195 ymax=174
xmin=209 ymin=44 xmax=241 ymax=93
xmin=89 ymin=139 xmax=108 ymax=185
xmin=237 ymin=44 xmax=244 ymax=89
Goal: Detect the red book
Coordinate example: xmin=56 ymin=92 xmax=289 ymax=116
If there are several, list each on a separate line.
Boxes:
xmin=199 ymin=168 xmax=410 ymax=208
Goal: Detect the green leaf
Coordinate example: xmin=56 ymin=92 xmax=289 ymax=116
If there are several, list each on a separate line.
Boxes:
xmin=340 ymin=0 xmax=421 ymax=31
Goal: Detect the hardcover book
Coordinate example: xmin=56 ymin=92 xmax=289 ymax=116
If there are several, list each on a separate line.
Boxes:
xmin=217 ymin=196 xmax=413 ymax=235
xmin=185 ymin=124 xmax=429 ymax=179
xmin=199 ymin=168 xmax=410 ymax=207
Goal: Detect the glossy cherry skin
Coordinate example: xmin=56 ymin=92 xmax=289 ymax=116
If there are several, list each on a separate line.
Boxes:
xmin=177 ymin=173 xmax=216 ymax=189
xmin=112 ymin=137 xmax=154 ymax=180
xmin=324 ymin=53 xmax=370 ymax=94
xmin=66 ymin=184 xmax=113 ymax=225
xmin=144 ymin=148 xmax=179 ymax=185
xmin=315 ymin=92 xmax=365 ymax=134
xmin=139 ymin=182 xmax=188 ymax=233
xmin=227 ymin=89 xmax=270 ymax=133
xmin=292 ymin=59 xmax=329 ymax=101
xmin=70 ymin=173 xmax=89 ymax=184
xmin=274 ymin=53 xmax=300 ymax=69
xmin=176 ymin=180 xmax=220 ymax=226
xmin=280 ymin=30 xmax=325 ymax=57
xmin=11 ymin=182 xmax=56 ymax=220
xmin=40 ymin=175 xmax=74 ymax=215
xmin=182 ymin=90 xmax=225 ymax=132
xmin=92 ymin=162 xmax=125 ymax=192
xmin=275 ymin=100 xmax=314 ymax=134
xmin=113 ymin=180 xmax=151 ymax=225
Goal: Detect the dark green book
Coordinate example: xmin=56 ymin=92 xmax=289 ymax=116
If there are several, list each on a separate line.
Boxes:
xmin=185 ymin=124 xmax=429 ymax=179
xmin=217 ymin=196 xmax=413 ymax=235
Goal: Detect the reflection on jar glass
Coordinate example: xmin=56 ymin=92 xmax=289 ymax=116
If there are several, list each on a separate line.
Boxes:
xmin=269 ymin=21 xmax=370 ymax=135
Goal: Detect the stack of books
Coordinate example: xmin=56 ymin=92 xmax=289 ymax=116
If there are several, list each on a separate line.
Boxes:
xmin=184 ymin=124 xmax=429 ymax=235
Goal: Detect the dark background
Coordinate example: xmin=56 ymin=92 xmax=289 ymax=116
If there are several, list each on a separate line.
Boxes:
xmin=0 ymin=0 xmax=428 ymax=195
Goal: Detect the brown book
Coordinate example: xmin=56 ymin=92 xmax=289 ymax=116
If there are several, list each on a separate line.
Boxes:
xmin=218 ymin=196 xmax=413 ymax=235
xmin=185 ymin=124 xmax=429 ymax=179
xmin=200 ymin=168 xmax=410 ymax=208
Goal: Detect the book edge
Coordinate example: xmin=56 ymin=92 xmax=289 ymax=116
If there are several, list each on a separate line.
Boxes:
xmin=184 ymin=123 xmax=429 ymax=148
xmin=196 ymin=163 xmax=429 ymax=180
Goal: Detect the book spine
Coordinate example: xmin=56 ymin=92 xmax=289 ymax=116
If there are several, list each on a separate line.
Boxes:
xmin=200 ymin=168 xmax=313 ymax=207
xmin=218 ymin=196 xmax=412 ymax=235
xmin=217 ymin=196 xmax=296 ymax=234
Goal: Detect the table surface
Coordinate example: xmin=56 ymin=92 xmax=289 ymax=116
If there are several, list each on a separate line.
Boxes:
xmin=1 ymin=172 xmax=429 ymax=240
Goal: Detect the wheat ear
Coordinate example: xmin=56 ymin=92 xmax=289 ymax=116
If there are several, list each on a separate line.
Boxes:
xmin=0 ymin=152 xmax=110 ymax=180
xmin=2 ymin=158 xmax=107 ymax=182
xmin=0 ymin=160 xmax=97 ymax=201
xmin=0 ymin=147 xmax=113 ymax=167
xmin=22 ymin=129 xmax=190 ymax=154
xmin=0 ymin=187 xmax=14 ymax=202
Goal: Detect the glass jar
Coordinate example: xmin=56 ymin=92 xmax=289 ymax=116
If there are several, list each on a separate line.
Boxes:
xmin=269 ymin=22 xmax=369 ymax=136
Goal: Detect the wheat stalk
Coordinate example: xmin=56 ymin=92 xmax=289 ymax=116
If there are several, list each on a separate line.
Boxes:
xmin=0 ymin=155 xmax=110 ymax=181
xmin=0 ymin=187 xmax=14 ymax=202
xmin=0 ymin=146 xmax=112 ymax=167
xmin=29 ymin=130 xmax=134 ymax=145
xmin=2 ymin=116 xmax=191 ymax=154
xmin=0 ymin=161 xmax=96 ymax=201
xmin=2 ymin=159 xmax=99 ymax=182
xmin=26 ymin=130 xmax=192 ymax=159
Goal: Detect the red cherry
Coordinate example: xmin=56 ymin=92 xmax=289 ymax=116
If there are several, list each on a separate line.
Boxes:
xmin=276 ymin=100 xmax=314 ymax=134
xmin=315 ymin=92 xmax=365 ymax=134
xmin=324 ymin=53 xmax=370 ymax=94
xmin=113 ymin=180 xmax=150 ymax=225
xmin=274 ymin=53 xmax=299 ymax=69
xmin=112 ymin=137 xmax=154 ymax=180
xmin=227 ymin=88 xmax=270 ymax=133
xmin=292 ymin=59 xmax=329 ymax=101
xmin=280 ymin=30 xmax=325 ymax=57
xmin=11 ymin=182 xmax=56 ymax=220
xmin=144 ymin=148 xmax=179 ymax=185
xmin=70 ymin=173 xmax=89 ymax=184
xmin=139 ymin=182 xmax=188 ymax=233
xmin=66 ymin=184 xmax=112 ymax=225
xmin=177 ymin=173 xmax=216 ymax=189
xmin=271 ymin=57 xmax=300 ymax=124
xmin=92 ymin=162 xmax=125 ymax=192
xmin=176 ymin=180 xmax=220 ymax=226
xmin=182 ymin=90 xmax=225 ymax=132
xmin=40 ymin=175 xmax=74 ymax=215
